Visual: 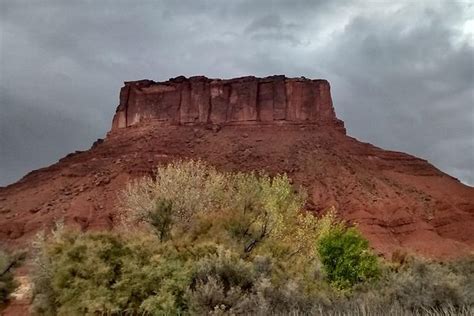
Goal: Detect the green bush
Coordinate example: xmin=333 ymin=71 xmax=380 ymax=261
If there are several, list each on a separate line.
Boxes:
xmin=31 ymin=230 xmax=192 ymax=315
xmin=317 ymin=222 xmax=380 ymax=289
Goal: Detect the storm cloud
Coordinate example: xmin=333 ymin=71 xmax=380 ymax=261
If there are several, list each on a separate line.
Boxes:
xmin=1 ymin=0 xmax=473 ymax=186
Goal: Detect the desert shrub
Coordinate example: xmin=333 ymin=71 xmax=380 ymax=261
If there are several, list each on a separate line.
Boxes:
xmin=227 ymin=173 xmax=307 ymax=255
xmin=384 ymin=257 xmax=473 ymax=310
xmin=122 ymin=160 xmax=229 ymax=223
xmin=186 ymin=249 xmax=329 ymax=315
xmin=0 ymin=249 xmax=21 ymax=307
xmin=342 ymin=256 xmax=474 ymax=314
xmin=191 ymin=248 xmax=256 ymax=291
xmin=187 ymin=248 xmax=257 ymax=314
xmin=123 ymin=160 xmax=308 ymax=258
xmin=317 ymin=220 xmax=380 ymax=289
xmin=33 ymin=160 xmax=474 ymax=315
xmin=447 ymin=255 xmax=474 ymax=303
xmin=250 ymin=277 xmax=336 ymax=315
xmin=31 ymin=230 xmax=192 ymax=315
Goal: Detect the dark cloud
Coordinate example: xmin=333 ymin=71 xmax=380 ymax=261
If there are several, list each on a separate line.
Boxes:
xmin=318 ymin=1 xmax=474 ymax=184
xmin=1 ymin=0 xmax=473 ymax=186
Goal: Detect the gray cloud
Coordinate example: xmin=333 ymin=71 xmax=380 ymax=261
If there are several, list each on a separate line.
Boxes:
xmin=319 ymin=1 xmax=474 ymax=184
xmin=244 ymin=14 xmax=302 ymax=45
xmin=1 ymin=0 xmax=473 ymax=186
xmin=246 ymin=14 xmax=289 ymax=32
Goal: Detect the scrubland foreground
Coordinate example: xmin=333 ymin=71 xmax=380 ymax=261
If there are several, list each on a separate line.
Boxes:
xmin=1 ymin=161 xmax=473 ymax=315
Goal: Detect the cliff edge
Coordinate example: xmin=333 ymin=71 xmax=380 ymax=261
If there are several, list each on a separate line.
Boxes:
xmin=111 ymin=76 xmax=345 ymax=132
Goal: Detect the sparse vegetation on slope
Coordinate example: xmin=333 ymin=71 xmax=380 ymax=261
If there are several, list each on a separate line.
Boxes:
xmin=0 ymin=249 xmax=22 ymax=308
xmin=30 ymin=160 xmax=474 ymax=315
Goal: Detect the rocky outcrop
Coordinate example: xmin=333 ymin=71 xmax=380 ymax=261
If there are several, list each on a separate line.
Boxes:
xmin=111 ymin=76 xmax=345 ymax=132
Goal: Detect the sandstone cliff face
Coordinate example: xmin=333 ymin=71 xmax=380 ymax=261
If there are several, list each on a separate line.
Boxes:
xmin=111 ymin=76 xmax=345 ymax=132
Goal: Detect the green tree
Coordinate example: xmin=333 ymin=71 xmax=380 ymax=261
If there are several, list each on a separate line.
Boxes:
xmin=317 ymin=224 xmax=380 ymax=289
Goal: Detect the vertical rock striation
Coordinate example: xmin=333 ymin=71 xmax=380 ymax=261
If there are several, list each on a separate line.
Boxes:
xmin=111 ymin=75 xmax=345 ymax=132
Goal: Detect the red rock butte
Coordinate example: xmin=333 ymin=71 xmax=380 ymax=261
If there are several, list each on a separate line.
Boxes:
xmin=111 ymin=75 xmax=345 ymax=132
xmin=1 ymin=75 xmax=473 ymax=260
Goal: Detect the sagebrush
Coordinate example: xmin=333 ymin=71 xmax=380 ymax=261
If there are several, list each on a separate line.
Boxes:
xmin=30 ymin=160 xmax=473 ymax=315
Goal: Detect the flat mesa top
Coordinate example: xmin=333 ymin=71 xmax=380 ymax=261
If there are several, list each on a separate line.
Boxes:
xmin=111 ymin=75 xmax=345 ymax=132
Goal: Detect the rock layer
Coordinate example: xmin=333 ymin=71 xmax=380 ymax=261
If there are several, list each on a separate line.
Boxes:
xmin=111 ymin=76 xmax=345 ymax=132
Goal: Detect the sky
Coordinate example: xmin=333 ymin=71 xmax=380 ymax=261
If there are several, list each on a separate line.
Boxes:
xmin=0 ymin=0 xmax=473 ymax=186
